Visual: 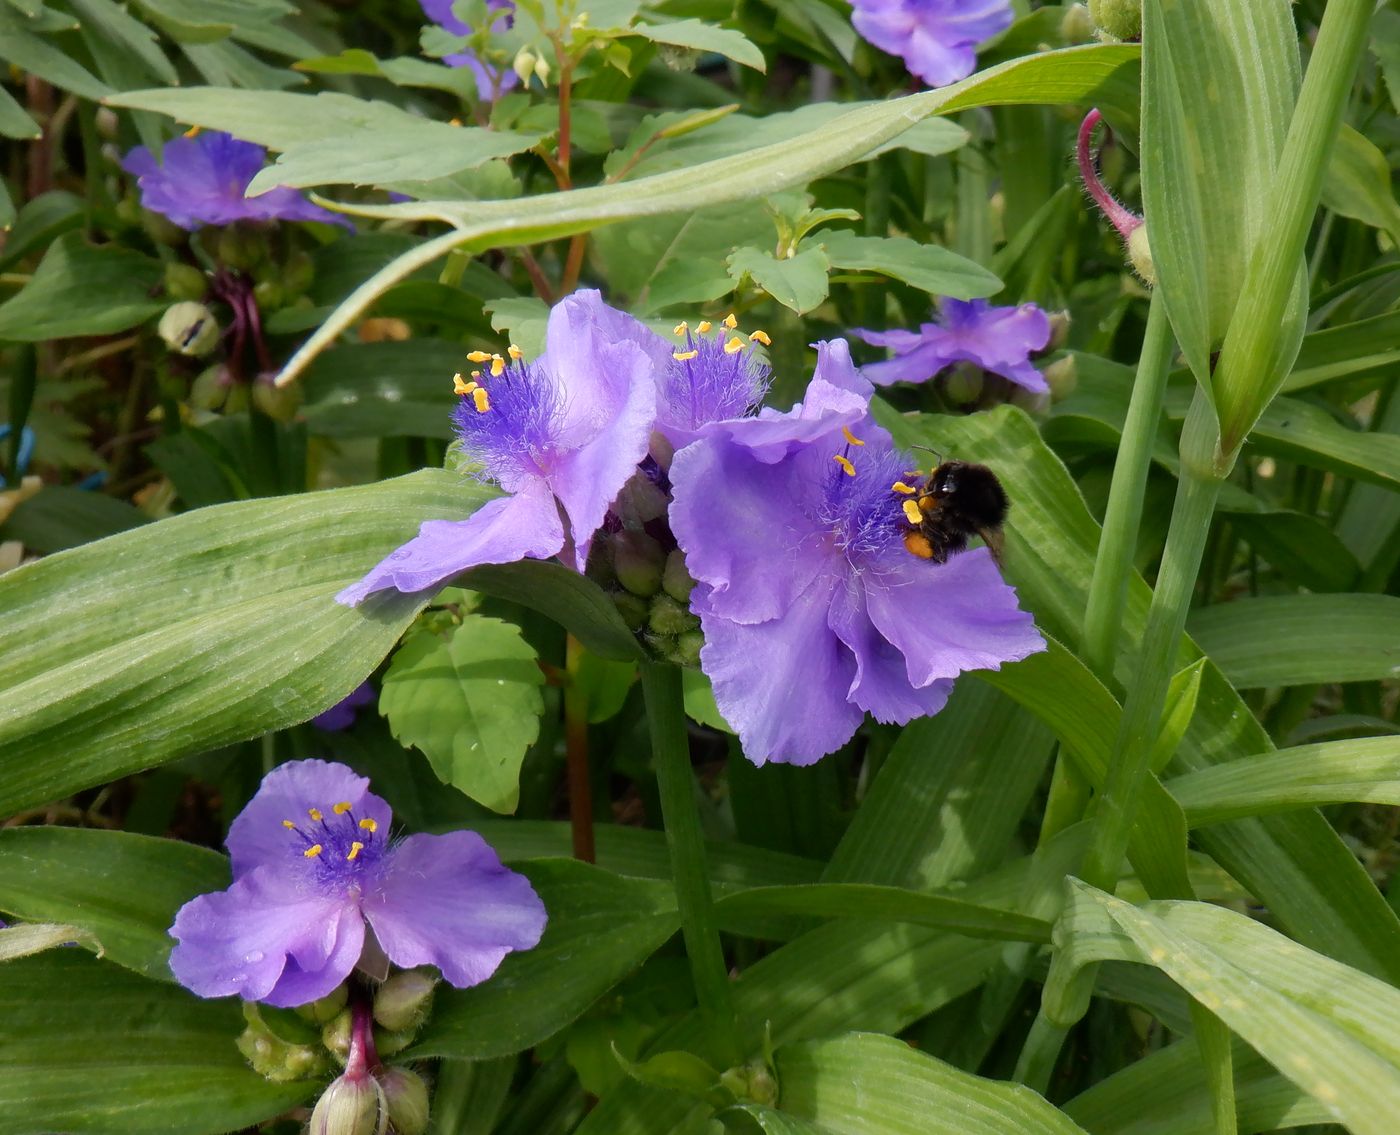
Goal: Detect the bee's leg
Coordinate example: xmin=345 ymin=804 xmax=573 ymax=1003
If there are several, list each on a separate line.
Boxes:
xmin=978 ymin=526 xmax=1006 ymax=568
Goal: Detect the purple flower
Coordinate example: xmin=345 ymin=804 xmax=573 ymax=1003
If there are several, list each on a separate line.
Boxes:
xmin=338 ymin=290 xmax=663 ymax=605
xmin=669 ymin=340 xmax=1045 ymax=765
xmin=311 ymin=682 xmax=376 ymax=732
xmin=420 ymin=0 xmax=519 ymax=101
xmin=851 ymin=0 xmax=1012 ymax=87
xmin=169 ymin=760 xmax=546 ymax=1007
xmin=121 ymin=131 xmax=353 ymax=231
xmin=654 ymin=320 xmax=771 ymax=452
xmin=856 ymin=299 xmax=1051 ymax=393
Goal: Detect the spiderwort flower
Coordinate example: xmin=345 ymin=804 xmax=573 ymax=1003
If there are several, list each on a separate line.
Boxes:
xmin=850 ymin=0 xmax=1013 ymax=88
xmin=655 ymin=315 xmax=772 ymax=452
xmin=669 ymin=340 xmax=1044 ymax=765
xmin=169 ymin=759 xmax=546 ymax=1006
xmin=337 ymin=290 xmax=661 ymax=605
xmin=121 ymin=131 xmax=353 ymax=231
xmin=856 ymin=298 xmax=1051 ymax=393
xmin=420 ymin=0 xmax=519 ymax=101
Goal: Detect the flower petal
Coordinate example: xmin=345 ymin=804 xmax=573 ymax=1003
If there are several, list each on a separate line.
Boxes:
xmin=336 ymin=482 xmax=564 ymax=605
xmin=363 ymin=831 xmax=546 ymax=989
xmin=168 ymin=865 xmax=364 ymax=1006
xmin=227 ymin=759 xmax=392 ymax=877
xmin=858 ymin=339 xmax=954 ymax=387
xmin=864 ymin=547 xmax=1046 ymax=688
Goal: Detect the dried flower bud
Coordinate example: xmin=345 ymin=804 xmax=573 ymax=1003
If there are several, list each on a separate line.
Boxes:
xmin=158 ymin=302 xmax=220 ymax=357
xmin=378 ymin=1067 xmax=430 ymax=1135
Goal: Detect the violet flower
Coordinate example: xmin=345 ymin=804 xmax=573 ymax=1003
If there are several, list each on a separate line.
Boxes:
xmin=121 ymin=131 xmax=352 ymax=231
xmin=856 ymin=299 xmax=1051 ymax=393
xmin=169 ymin=759 xmax=546 ymax=1007
xmin=311 ymin=682 xmax=376 ymax=732
xmin=337 ymin=290 xmax=663 ymax=605
xmin=420 ymin=0 xmax=519 ymax=101
xmin=669 ymin=340 xmax=1044 ymax=765
xmin=654 ymin=318 xmax=771 ymax=453
xmin=850 ymin=0 xmax=1013 ymax=88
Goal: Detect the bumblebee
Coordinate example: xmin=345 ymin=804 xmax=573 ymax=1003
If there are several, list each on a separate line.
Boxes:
xmin=896 ymin=460 xmax=1008 ymax=564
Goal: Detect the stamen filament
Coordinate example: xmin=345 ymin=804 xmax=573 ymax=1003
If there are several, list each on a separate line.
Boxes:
xmin=833 ymin=454 xmax=856 ymax=477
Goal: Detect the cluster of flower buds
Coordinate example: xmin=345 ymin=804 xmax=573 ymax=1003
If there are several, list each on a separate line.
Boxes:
xmin=590 ymin=518 xmax=702 ymax=667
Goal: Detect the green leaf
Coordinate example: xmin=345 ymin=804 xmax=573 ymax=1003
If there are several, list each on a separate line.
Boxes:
xmin=816 ymin=230 xmax=1002 ymax=299
xmin=1151 ymin=659 xmax=1204 ymax=774
xmin=1187 ymin=594 xmax=1400 ymax=687
xmin=0 ymin=189 xmax=84 ymax=272
xmin=0 ymin=922 xmax=98 ymax=962
xmin=727 ymin=246 xmax=829 ymax=314
xmin=381 ymin=617 xmax=544 ymax=814
xmin=0 ymin=469 xmax=493 ymax=816
xmin=0 ymin=84 xmax=39 ymax=140
xmin=0 ymin=6 xmax=112 ymax=99
xmin=0 ymin=486 xmax=150 ymax=553
xmin=681 ymin=668 xmax=732 ymax=733
xmin=629 ymin=18 xmax=765 ymax=72
xmin=67 ymin=0 xmax=177 ymax=85
xmin=1320 ymin=124 xmax=1400 ymax=246
xmin=1168 ymin=737 xmax=1400 ymax=825
xmin=1284 ymin=310 xmax=1400 ymax=392
xmin=0 ymin=232 xmax=162 ymax=341
xmin=300 ymin=339 xmax=461 ymax=439
xmin=0 ymin=828 xmax=227 ymax=981
xmin=411 ymin=859 xmax=680 ymax=1060
xmin=573 ymin=652 xmax=636 ymax=724
xmin=1245 ymin=394 xmax=1400 ymax=490
xmin=0 ymin=952 xmax=313 ymax=1135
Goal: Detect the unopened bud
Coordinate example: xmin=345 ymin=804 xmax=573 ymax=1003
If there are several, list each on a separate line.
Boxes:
xmin=309 ymin=1073 xmax=386 ymax=1135
xmin=943 ymin=362 xmax=983 ymax=405
xmin=283 ymin=250 xmax=315 ymax=300
xmin=297 ymin=984 xmax=350 ymax=1024
xmin=533 ymin=55 xmax=551 ymax=85
xmin=719 ymin=1061 xmax=779 ymax=1107
xmin=513 ymin=49 xmax=538 ymax=85
xmin=378 ymin=1067 xmax=430 ymax=1135
xmin=1045 ymin=311 xmax=1072 ymax=352
xmin=661 ymin=549 xmax=694 ymax=603
xmin=236 ymin=1023 xmax=327 ymax=1083
xmin=614 ymin=531 xmax=666 ymax=597
xmin=252 ymin=279 xmax=284 ymax=311
xmin=613 ymin=472 xmax=669 ymax=525
xmin=190 ymin=364 xmax=230 ymax=411
xmin=649 ymin=594 xmax=698 ymax=637
xmin=1009 ymin=385 xmax=1051 ymax=417
xmin=159 ymin=302 xmax=220 ymax=357
xmin=252 ymin=375 xmax=301 ymax=421
xmin=373 ymin=971 xmax=437 ymax=1033
xmin=373 ymin=1026 xmax=416 ymax=1057
xmin=216 ymin=223 xmax=265 ymax=270
xmin=322 ymin=1008 xmax=353 ymax=1065
xmin=163 ymin=261 xmax=208 ymax=302
xmin=1060 ymin=3 xmax=1094 ymax=42
xmin=140 ymin=208 xmax=186 ymax=247
xmin=1127 ymin=224 xmax=1155 ymax=286
xmin=659 ymin=44 xmax=699 ymax=72
xmin=671 ymin=629 xmax=704 ymax=668
xmin=613 ymin=591 xmax=649 ymax=631
xmin=1041 ymin=355 xmax=1078 ymax=402
xmin=1089 ymin=0 xmax=1141 ymax=41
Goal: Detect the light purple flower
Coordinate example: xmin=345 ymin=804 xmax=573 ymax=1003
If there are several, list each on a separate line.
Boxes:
xmin=669 ymin=340 xmax=1045 ymax=765
xmin=851 ymin=0 xmax=1013 ymax=87
xmin=338 ymin=290 xmax=661 ymax=605
xmin=121 ymin=131 xmax=353 ymax=231
xmin=169 ymin=759 xmax=546 ymax=1007
xmin=856 ymin=299 xmax=1051 ymax=393
xmin=654 ymin=321 xmax=771 ymax=452
xmin=420 ymin=0 xmax=519 ymax=101
xmin=311 ymin=682 xmax=376 ymax=732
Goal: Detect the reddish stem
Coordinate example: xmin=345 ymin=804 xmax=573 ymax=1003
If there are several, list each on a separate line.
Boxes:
xmin=1077 ymin=109 xmax=1142 ymax=242
xmin=346 ymin=992 xmax=380 ymax=1079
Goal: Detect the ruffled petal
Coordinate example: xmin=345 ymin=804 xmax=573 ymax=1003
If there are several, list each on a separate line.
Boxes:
xmin=695 ymin=572 xmax=862 ymax=766
xmin=902 ymin=25 xmax=979 ymax=87
xmin=938 ymin=299 xmax=1050 ymax=392
xmin=363 ymin=831 xmax=546 ymax=989
xmin=864 ymin=547 xmax=1046 ymax=688
xmin=859 ymin=339 xmax=955 ymax=387
xmin=168 ymin=866 xmax=364 ymax=1006
xmin=336 ymin=482 xmax=564 ymax=605
xmin=228 ymin=759 xmax=392 ymax=878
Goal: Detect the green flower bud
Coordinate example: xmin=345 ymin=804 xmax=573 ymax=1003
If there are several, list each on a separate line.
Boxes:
xmin=943 ymin=362 xmax=983 ymax=406
xmin=190 ymin=365 xmax=230 ymax=411
xmin=309 ymin=1073 xmax=387 ymax=1135
xmin=283 ymin=250 xmax=315 ymax=300
xmin=1060 ymin=3 xmax=1095 ymax=42
xmin=252 ymin=376 xmax=302 ymax=421
xmin=661 ymin=549 xmax=695 ymax=604
xmin=614 ymin=531 xmax=665 ymax=597
xmin=372 ymin=1026 xmax=416 ymax=1058
xmin=322 ymin=1007 xmax=353 ymax=1065
xmin=223 ymin=382 xmax=250 ymax=414
xmin=1089 ymin=0 xmax=1141 ymax=41
xmin=1127 ymin=224 xmax=1155 ymax=286
xmin=216 ymin=223 xmax=266 ymax=271
xmin=373 ymin=971 xmax=437 ymax=1033
xmin=378 ymin=1067 xmax=430 ymax=1135
xmin=296 ymin=984 xmax=350 ymax=1024
xmin=1045 ymin=311 xmax=1073 ymax=353
xmin=252 ymin=279 xmax=284 ymax=312
xmin=612 ymin=591 xmax=649 ymax=631
xmin=236 ymin=1022 xmax=327 ymax=1083
xmin=1009 ymin=385 xmax=1051 ymax=417
xmin=1041 ymin=355 xmax=1078 ymax=403
xmin=612 ymin=474 xmax=669 ymax=526
xmin=671 ymin=629 xmax=704 ymax=668
xmin=648 ymin=594 xmax=698 ymax=637
xmin=719 ymin=1060 xmax=779 ymax=1107
xmin=533 ymin=55 xmax=551 ymax=85
xmin=141 ymin=208 xmax=187 ymax=248
xmin=164 ymin=261 xmax=209 ymax=302
xmin=513 ymin=48 xmax=538 ymax=86
xmin=158 ymin=302 xmax=220 ymax=357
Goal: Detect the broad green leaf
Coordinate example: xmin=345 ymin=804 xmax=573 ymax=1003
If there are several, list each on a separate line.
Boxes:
xmin=816 ymin=230 xmax=1001 ymax=299
xmin=1320 ymin=124 xmax=1400 ymax=246
xmin=0 ymin=189 xmax=88 ymax=272
xmin=1187 ymin=594 xmax=1400 ymax=687
xmin=0 ymin=232 xmax=162 ymax=341
xmin=1246 ymin=394 xmax=1400 ymax=490
xmin=0 ymin=952 xmax=312 ymax=1135
xmin=1284 ymin=310 xmax=1400 ymax=392
xmin=0 ymin=828 xmax=227 ymax=981
xmin=681 ymin=668 xmax=732 ymax=733
xmin=628 ymin=19 xmax=765 ymax=72
xmin=0 ymin=922 xmax=98 ymax=962
xmin=67 ymin=0 xmax=177 ymax=85
xmin=293 ymin=49 xmax=479 ymax=99
xmin=1168 ymin=737 xmax=1400 ymax=825
xmin=0 ymin=84 xmax=39 ymax=140
xmin=719 ymin=1107 xmax=824 ymax=1135
xmin=381 ymin=617 xmax=544 ymax=813
xmin=728 ymin=246 xmax=829 ymax=314
xmin=0 ymin=7 xmax=112 ymax=100
xmin=0 ymin=469 xmax=493 ymax=816
xmin=132 ymin=0 xmax=232 ymax=42
xmin=0 ymin=486 xmax=150 ymax=552
xmin=300 ymin=339 xmax=460 ymax=439
xmin=410 ymin=859 xmax=680 ymax=1060
xmin=573 ymin=652 xmax=636 ymax=724
xmin=766 ymin=1032 xmax=1091 ymax=1135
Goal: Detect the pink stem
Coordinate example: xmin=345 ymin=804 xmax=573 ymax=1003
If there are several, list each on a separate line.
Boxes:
xmin=1077 ymin=109 xmax=1142 ymax=242
xmin=345 ymin=993 xmax=380 ymax=1080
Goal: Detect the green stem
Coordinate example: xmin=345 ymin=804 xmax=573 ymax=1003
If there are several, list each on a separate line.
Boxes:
xmin=1013 ymin=1013 xmax=1069 ymax=1095
xmin=640 ymin=660 xmax=740 ymax=1067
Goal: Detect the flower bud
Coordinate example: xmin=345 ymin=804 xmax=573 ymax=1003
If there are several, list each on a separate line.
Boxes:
xmin=1041 ymin=355 xmax=1078 ymax=403
xmin=649 ymin=594 xmax=698 ymax=637
xmin=141 ymin=207 xmax=187 ymax=247
xmin=614 ymin=531 xmax=666 ymax=597
xmin=612 ymin=473 xmax=670 ymax=526
xmin=378 ymin=1067 xmax=430 ymax=1135
xmin=1127 ymin=224 xmax=1156 ymax=286
xmin=252 ymin=279 xmax=284 ymax=311
xmin=1009 ymin=385 xmax=1051 ymax=417
xmin=373 ymin=971 xmax=437 ymax=1033
xmin=612 ymin=591 xmax=649 ymax=631
xmin=1060 ymin=3 xmax=1094 ymax=42
xmin=283 ymin=250 xmax=315 ymax=300
xmin=297 ymin=984 xmax=350 ymax=1024
xmin=662 ymin=549 xmax=695 ymax=604
xmin=158 ymin=302 xmax=220 ymax=357
xmin=224 ymin=383 xmax=250 ymax=414
xmin=942 ymin=362 xmax=983 ymax=405
xmin=1089 ymin=0 xmax=1141 ymax=41
xmin=216 ymin=223 xmax=266 ymax=270
xmin=533 ymin=55 xmax=551 ymax=85
xmin=309 ymin=1073 xmax=387 ymax=1135
xmin=236 ymin=1022 xmax=328 ymax=1083
xmin=671 ymin=630 xmax=704 ymax=668
xmin=163 ymin=261 xmax=208 ymax=302
xmin=190 ymin=365 xmax=230 ymax=411
xmin=252 ymin=375 xmax=302 ymax=421
xmin=372 ymin=1026 xmax=416 ymax=1058
xmin=1045 ymin=311 xmax=1072 ymax=353
xmin=513 ymin=48 xmax=538 ymax=86
xmin=322 ymin=1007 xmax=354 ymax=1065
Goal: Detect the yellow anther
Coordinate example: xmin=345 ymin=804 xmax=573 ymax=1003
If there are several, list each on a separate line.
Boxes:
xmin=304 ymin=844 xmax=324 ymax=858
xmin=673 ymin=349 xmax=699 ymax=362
xmin=724 ymin=337 xmax=745 ymax=354
xmin=696 ymin=320 xmax=713 ymax=333
xmin=902 ymin=499 xmax=924 ymax=525
xmin=452 ymin=372 xmax=473 ymax=395
xmin=472 ymin=387 xmax=491 ymax=413
xmin=672 ymin=320 xmax=689 ymax=336
xmin=333 ymin=802 xmax=352 ymax=815
xmin=833 ymin=454 xmax=856 ymax=477
xmin=466 ymin=350 xmax=492 ymax=363
xmin=749 ymin=329 xmax=771 ymax=346
xmin=359 ymin=818 xmax=378 ymax=833
xmin=892 ymin=481 xmax=918 ymax=495
xmin=507 ymin=344 xmax=523 ymax=360
xmin=842 ymin=426 xmax=865 ymax=447
xmin=307 ymin=808 xmax=323 ymax=821
xmin=282 ymin=819 xmax=296 ymax=829
xmin=347 ymin=841 xmax=365 ymax=861
xmin=182 ymin=124 xmax=202 ymax=138
xmin=723 ymin=313 xmax=738 ymax=329
xmin=490 ymin=354 xmax=505 ymax=377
